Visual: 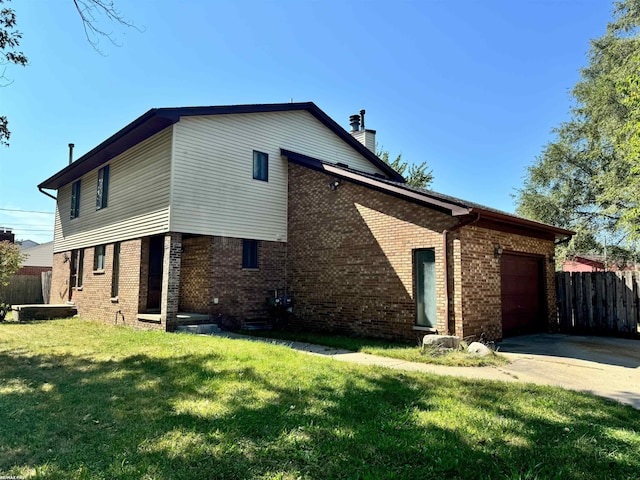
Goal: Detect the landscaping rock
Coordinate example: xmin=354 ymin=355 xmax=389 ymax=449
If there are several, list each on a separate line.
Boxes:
xmin=467 ymin=342 xmax=491 ymax=357
xmin=422 ymin=335 xmax=460 ymax=350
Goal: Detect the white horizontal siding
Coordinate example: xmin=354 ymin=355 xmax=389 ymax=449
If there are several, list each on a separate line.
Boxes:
xmin=53 ymin=128 xmax=172 ymax=253
xmin=170 ymin=111 xmax=385 ymax=241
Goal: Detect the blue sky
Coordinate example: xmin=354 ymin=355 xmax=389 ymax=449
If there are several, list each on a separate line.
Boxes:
xmin=0 ymin=0 xmax=612 ymax=243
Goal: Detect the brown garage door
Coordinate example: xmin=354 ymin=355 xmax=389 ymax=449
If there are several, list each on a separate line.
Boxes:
xmin=501 ymin=253 xmax=545 ymax=337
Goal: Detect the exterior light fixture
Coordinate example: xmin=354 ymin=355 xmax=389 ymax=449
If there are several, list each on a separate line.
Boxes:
xmin=549 ymin=255 xmax=556 ymax=264
xmin=329 ymin=180 xmax=340 ymax=191
xmin=494 ymin=244 xmax=503 ymax=258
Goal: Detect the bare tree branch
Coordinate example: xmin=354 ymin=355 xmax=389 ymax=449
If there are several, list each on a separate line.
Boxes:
xmin=72 ymin=0 xmax=143 ymax=55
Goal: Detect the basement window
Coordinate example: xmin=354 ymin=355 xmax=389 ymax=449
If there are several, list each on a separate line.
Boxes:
xmin=242 ymin=239 xmax=258 ymax=269
xmin=253 ymin=151 xmax=268 ymax=182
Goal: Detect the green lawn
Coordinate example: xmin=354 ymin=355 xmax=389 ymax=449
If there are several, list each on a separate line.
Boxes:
xmin=239 ymin=329 xmax=507 ymax=367
xmin=0 ymin=320 xmax=639 ymax=479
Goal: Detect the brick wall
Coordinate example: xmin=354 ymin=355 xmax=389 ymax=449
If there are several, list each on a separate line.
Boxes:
xmin=288 ymin=163 xmax=458 ymax=341
xmin=51 ymin=233 xmax=286 ymax=331
xmin=287 ymin=163 xmax=557 ymax=342
xmin=161 ymin=233 xmax=182 ymax=331
xmin=208 ymin=236 xmax=286 ymax=323
xmin=458 ymin=226 xmax=556 ymax=340
xmin=51 ymin=239 xmax=144 ymax=328
xmin=179 ymin=236 xmax=211 ymax=313
xmin=50 ymin=252 xmax=71 ymax=304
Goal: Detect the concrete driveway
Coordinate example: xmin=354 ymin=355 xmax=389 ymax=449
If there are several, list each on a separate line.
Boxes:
xmin=216 ymin=331 xmax=640 ymax=409
xmin=496 ymin=334 xmax=640 ymax=409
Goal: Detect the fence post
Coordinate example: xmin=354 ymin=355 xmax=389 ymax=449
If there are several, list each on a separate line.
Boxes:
xmin=41 ymin=271 xmax=52 ymax=304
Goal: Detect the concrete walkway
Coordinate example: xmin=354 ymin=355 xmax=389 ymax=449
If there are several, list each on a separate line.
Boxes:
xmin=213 ymin=331 xmax=640 ymax=410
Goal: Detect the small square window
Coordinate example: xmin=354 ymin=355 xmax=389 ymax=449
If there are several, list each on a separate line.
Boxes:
xmin=242 ymin=239 xmax=258 ymax=269
xmin=253 ymin=151 xmax=268 ymax=182
xmin=96 ymin=165 xmax=110 ymax=210
xmin=94 ymin=245 xmax=106 ymax=271
xmin=70 ymin=180 xmax=81 ymax=219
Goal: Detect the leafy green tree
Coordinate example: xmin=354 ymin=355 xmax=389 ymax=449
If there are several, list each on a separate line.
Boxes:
xmin=0 ymin=0 xmax=28 ymax=146
xmin=378 ymin=148 xmax=434 ymax=189
xmin=0 ymin=240 xmax=26 ymax=320
xmin=516 ymin=0 xmax=640 ymax=255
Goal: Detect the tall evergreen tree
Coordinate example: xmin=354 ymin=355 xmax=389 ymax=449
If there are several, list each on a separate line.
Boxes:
xmin=516 ymin=0 xmax=640 ymax=258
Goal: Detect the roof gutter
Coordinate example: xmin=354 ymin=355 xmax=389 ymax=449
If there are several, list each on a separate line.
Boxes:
xmin=38 ymin=186 xmax=57 ymax=201
xmin=442 ymin=212 xmax=480 ymax=336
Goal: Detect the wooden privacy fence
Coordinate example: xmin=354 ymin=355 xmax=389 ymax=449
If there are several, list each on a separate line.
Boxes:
xmin=0 ymin=275 xmax=44 ymax=305
xmin=556 ymin=271 xmax=640 ymax=337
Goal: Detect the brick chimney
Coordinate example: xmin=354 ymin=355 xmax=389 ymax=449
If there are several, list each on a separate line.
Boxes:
xmin=0 ymin=228 xmax=15 ymax=243
xmin=349 ymin=109 xmax=376 ymax=153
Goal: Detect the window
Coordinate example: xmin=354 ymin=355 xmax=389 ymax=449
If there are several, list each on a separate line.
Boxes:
xmin=96 ymin=165 xmax=109 ymax=210
xmin=414 ymin=249 xmax=436 ymax=328
xmin=253 ymin=151 xmax=268 ymax=182
xmin=242 ymin=239 xmax=258 ymax=269
xmin=70 ymin=249 xmax=84 ymax=288
xmin=70 ymin=180 xmax=81 ymax=219
xmin=94 ymin=245 xmax=106 ymax=271
xmin=111 ymin=242 xmax=120 ymax=298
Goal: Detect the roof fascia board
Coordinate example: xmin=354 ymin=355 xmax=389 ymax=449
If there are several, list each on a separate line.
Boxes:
xmin=282 ymin=149 xmax=469 ymax=216
xmin=39 ymin=102 xmax=404 ymax=190
xmin=469 ymin=208 xmax=575 ymax=238
xmin=39 ymin=109 xmax=176 ymax=190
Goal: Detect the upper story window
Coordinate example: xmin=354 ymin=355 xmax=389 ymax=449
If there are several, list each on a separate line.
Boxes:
xmin=96 ymin=165 xmax=110 ymax=210
xmin=94 ymin=245 xmax=106 ymax=271
xmin=253 ymin=151 xmax=268 ymax=182
xmin=70 ymin=180 xmax=81 ymax=219
xmin=242 ymin=239 xmax=258 ymax=269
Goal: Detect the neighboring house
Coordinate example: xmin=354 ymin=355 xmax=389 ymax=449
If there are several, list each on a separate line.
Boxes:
xmin=563 ymin=254 xmax=639 ymax=272
xmin=17 ymin=241 xmax=54 ymax=276
xmin=18 ymin=239 xmax=40 ymax=248
xmin=562 ymin=255 xmax=606 ymax=272
xmin=38 ymin=103 xmax=572 ymax=341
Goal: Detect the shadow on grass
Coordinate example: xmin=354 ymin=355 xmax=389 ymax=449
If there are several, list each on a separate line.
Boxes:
xmin=0 ymin=336 xmax=639 ymax=479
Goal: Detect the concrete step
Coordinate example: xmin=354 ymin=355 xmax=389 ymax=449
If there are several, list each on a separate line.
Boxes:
xmin=12 ymin=304 xmax=77 ymax=321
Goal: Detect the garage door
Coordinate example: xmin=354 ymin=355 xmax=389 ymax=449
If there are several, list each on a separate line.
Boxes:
xmin=501 ymin=253 xmax=545 ymax=337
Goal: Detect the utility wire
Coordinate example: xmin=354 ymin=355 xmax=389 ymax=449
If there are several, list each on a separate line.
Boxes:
xmin=0 ymin=208 xmax=54 ymax=214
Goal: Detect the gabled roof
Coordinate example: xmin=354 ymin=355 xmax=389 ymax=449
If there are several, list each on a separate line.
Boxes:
xmin=39 ymin=102 xmax=404 ymax=190
xmin=282 ymin=149 xmax=575 ymax=241
xmin=19 ymin=241 xmax=54 ymax=267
